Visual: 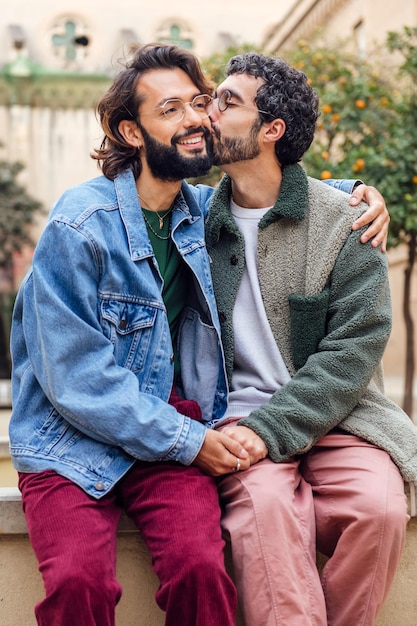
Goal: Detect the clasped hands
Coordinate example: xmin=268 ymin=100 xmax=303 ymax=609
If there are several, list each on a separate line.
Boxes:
xmin=193 ymin=424 xmax=268 ymax=477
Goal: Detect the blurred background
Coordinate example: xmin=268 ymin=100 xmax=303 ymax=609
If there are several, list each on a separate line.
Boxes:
xmin=1 ymin=0 xmax=416 ymax=486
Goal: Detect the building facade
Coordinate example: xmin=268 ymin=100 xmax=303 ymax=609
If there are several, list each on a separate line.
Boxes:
xmin=263 ymin=0 xmax=417 ymax=55
xmin=0 ymin=1 xmax=293 ymax=218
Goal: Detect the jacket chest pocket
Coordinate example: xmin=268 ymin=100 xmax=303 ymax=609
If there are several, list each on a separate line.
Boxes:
xmin=288 ymin=288 xmax=330 ymax=370
xmin=101 ymin=299 xmax=158 ymax=372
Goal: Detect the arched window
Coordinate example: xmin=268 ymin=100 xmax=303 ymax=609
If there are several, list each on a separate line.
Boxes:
xmin=49 ymin=16 xmax=91 ymax=68
xmin=155 ymin=20 xmax=194 ymax=50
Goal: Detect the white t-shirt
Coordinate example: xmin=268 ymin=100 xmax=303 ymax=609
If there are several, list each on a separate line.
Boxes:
xmin=225 ymin=198 xmax=291 ymax=419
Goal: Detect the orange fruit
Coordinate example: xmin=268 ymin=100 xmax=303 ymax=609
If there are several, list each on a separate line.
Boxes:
xmin=321 ymin=170 xmax=332 ymax=180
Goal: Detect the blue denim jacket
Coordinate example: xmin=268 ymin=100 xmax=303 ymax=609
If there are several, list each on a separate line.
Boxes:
xmin=9 ymin=170 xmax=356 ymax=498
xmin=9 ymin=169 xmax=227 ymax=498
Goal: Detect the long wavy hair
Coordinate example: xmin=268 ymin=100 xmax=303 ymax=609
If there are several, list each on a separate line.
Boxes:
xmin=91 ymin=43 xmax=214 ymax=180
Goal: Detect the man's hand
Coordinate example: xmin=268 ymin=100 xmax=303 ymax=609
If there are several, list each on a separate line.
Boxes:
xmin=219 ymin=425 xmax=268 ymax=466
xmin=350 ymin=184 xmax=390 ymax=252
xmin=192 ymin=429 xmax=250 ymax=476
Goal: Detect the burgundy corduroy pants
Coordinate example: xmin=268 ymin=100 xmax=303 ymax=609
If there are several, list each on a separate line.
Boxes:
xmin=19 ymin=462 xmax=237 ymax=626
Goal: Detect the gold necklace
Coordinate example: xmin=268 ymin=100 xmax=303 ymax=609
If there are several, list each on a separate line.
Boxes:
xmin=155 ymin=208 xmax=172 ymax=229
xmin=142 ymin=211 xmax=172 ymax=240
xmin=138 ymin=194 xmax=173 ymax=229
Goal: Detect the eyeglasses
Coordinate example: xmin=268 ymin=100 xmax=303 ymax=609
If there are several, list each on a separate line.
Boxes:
xmin=212 ymin=90 xmax=273 ymax=118
xmin=143 ymin=94 xmax=213 ymax=123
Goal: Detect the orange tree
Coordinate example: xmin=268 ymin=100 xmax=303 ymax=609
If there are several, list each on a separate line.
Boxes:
xmin=284 ymin=39 xmax=396 ymax=181
xmin=285 ymin=30 xmax=417 ymax=417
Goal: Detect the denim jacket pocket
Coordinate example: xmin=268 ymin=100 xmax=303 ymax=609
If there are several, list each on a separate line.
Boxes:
xmin=289 ymin=288 xmax=330 ymax=370
xmin=100 ymin=298 xmax=158 ymax=372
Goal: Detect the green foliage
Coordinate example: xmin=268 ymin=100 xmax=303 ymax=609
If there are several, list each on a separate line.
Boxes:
xmin=286 ymin=29 xmax=417 ymax=416
xmin=283 ymin=31 xmax=417 ymax=251
xmin=0 ymin=159 xmax=43 ymax=377
xmin=199 ymin=29 xmax=417 ymax=251
xmin=0 ymin=160 xmax=43 ymax=269
xmin=388 ymin=27 xmax=417 ymax=82
xmin=203 ymin=43 xmax=264 ymax=85
xmin=187 ymin=165 xmax=224 ymax=188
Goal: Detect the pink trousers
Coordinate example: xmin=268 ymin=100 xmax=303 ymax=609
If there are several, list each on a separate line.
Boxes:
xmin=217 ymin=432 xmax=408 ymax=626
xmin=19 ymin=462 xmax=237 ymax=626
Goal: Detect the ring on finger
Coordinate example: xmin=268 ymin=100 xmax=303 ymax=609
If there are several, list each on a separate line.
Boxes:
xmin=232 ymin=457 xmax=241 ymax=472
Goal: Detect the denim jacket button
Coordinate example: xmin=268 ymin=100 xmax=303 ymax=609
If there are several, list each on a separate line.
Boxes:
xmin=95 ymin=481 xmax=105 ymax=491
xmin=120 ymin=319 xmax=127 ymax=330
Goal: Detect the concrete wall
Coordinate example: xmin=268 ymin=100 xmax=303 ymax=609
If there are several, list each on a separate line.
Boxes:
xmin=0 ymin=0 xmax=292 ymax=222
xmin=0 ymin=104 xmax=103 ymax=237
xmin=0 ymin=487 xmax=416 ymax=626
xmin=383 ymin=246 xmax=417 ymax=383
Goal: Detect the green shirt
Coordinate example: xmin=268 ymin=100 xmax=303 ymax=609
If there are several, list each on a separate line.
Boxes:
xmin=142 ymin=208 xmax=190 ymax=375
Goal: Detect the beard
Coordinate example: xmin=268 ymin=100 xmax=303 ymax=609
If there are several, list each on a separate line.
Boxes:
xmin=137 ymin=123 xmax=214 ymax=181
xmin=212 ymin=119 xmax=262 ymax=165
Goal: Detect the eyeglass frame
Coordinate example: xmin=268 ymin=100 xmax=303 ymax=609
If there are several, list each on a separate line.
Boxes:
xmin=140 ymin=94 xmax=213 ymax=123
xmin=211 ymin=89 xmax=274 ymax=119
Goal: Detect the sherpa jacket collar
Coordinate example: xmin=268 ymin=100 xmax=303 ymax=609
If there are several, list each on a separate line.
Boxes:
xmin=206 ymin=162 xmax=308 ymax=246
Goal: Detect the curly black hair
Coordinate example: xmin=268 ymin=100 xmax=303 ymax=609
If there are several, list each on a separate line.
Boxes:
xmin=225 ymin=53 xmax=319 ymax=166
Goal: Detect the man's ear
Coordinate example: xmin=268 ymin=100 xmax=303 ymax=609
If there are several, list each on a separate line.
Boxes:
xmin=118 ymin=119 xmax=143 ymax=149
xmin=263 ymin=118 xmax=286 ymax=144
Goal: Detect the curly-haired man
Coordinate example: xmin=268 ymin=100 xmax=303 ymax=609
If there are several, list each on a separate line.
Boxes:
xmin=206 ymin=52 xmax=416 ymax=626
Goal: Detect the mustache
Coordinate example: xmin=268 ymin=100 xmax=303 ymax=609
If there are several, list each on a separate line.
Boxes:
xmin=211 ymin=125 xmax=221 ymax=141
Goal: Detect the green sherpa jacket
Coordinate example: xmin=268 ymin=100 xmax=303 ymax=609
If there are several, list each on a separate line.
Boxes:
xmin=205 ymin=163 xmax=417 ymax=482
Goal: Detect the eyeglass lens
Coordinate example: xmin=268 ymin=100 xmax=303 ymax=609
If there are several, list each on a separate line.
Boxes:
xmin=218 ymin=90 xmax=232 ymax=112
xmin=215 ymin=90 xmax=273 ymax=118
xmin=161 ymin=94 xmax=212 ymax=121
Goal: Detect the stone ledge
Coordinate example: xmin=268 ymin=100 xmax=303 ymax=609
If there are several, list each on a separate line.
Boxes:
xmin=0 ymin=486 xmax=137 ymax=534
xmin=1 ymin=483 xmax=416 ymax=536
xmin=1 ymin=487 xmax=417 ymax=626
xmin=1 ymin=477 xmax=417 ymax=541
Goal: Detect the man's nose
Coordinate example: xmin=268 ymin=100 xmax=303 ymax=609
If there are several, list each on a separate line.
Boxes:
xmin=207 ymin=98 xmax=219 ymax=122
xmin=182 ymin=104 xmax=205 ymax=126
